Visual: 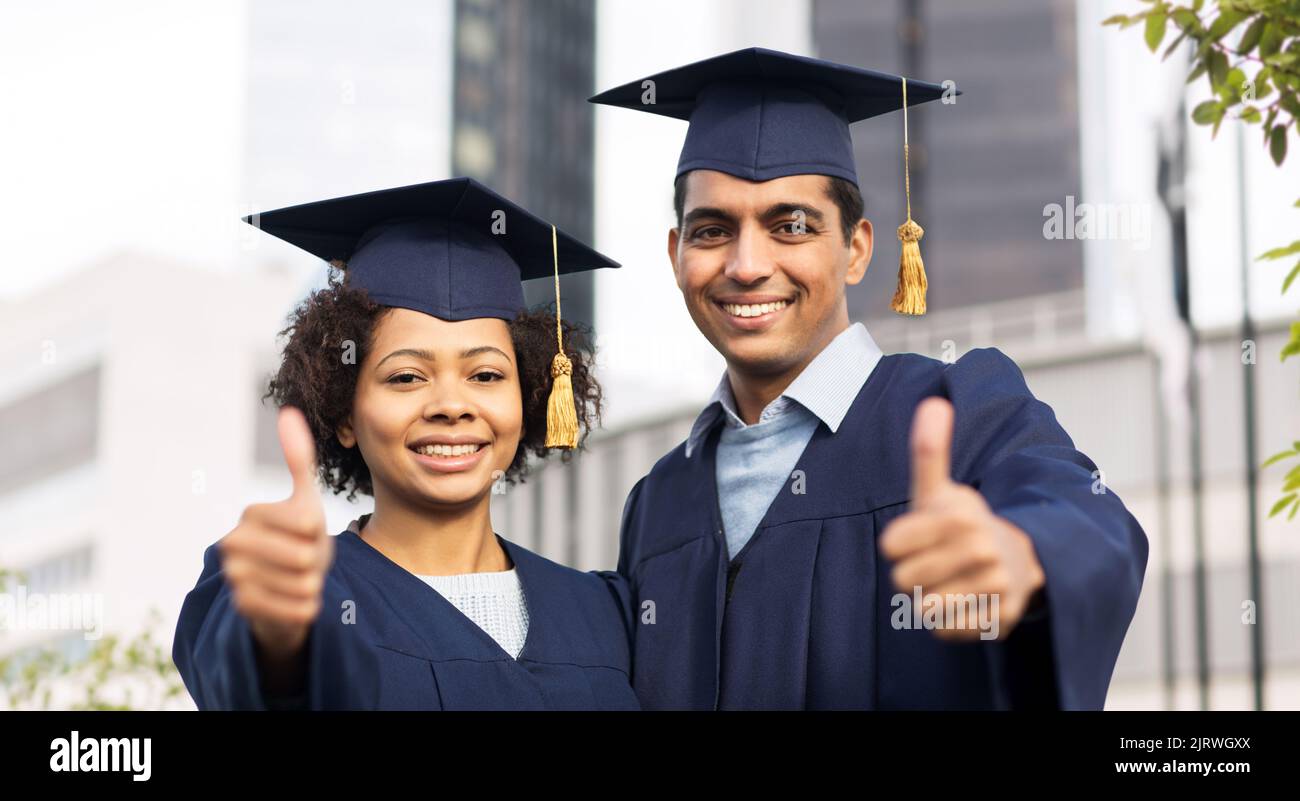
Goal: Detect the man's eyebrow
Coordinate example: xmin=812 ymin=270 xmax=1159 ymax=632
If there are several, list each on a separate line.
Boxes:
xmin=761 ymin=202 xmax=826 ymax=225
xmin=682 ymin=206 xmax=738 ymax=228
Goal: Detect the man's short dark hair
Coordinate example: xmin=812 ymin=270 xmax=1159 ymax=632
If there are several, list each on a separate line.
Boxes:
xmin=672 ymin=172 xmax=864 ymax=246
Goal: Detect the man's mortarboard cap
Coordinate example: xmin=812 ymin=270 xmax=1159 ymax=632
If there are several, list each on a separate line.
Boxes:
xmin=588 ymin=47 xmax=954 ymax=187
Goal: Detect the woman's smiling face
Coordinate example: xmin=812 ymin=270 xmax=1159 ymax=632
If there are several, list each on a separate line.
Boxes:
xmin=337 ymin=308 xmax=522 ymax=510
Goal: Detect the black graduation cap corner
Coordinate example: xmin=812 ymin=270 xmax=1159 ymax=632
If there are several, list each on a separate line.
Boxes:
xmin=243 ymin=177 xmax=621 ymax=448
xmin=590 ymin=47 xmax=959 ymax=316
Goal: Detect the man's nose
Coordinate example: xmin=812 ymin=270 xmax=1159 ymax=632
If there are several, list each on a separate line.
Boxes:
xmin=723 ymin=224 xmax=777 ymax=285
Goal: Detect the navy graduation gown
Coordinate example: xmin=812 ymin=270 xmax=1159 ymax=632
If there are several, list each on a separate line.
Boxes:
xmin=616 ymin=347 xmax=1149 ymax=710
xmin=173 ymin=530 xmax=640 ymax=710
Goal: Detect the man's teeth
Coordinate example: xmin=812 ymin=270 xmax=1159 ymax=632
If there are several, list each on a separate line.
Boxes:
xmin=415 ymin=443 xmax=483 ymax=457
xmin=721 ymin=300 xmax=789 ymax=318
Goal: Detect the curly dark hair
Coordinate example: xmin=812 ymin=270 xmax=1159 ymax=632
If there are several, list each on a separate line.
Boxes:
xmin=264 ymin=263 xmax=602 ymax=501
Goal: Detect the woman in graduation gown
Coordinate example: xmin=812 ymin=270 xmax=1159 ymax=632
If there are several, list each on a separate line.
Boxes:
xmin=172 ymin=178 xmax=640 ymax=711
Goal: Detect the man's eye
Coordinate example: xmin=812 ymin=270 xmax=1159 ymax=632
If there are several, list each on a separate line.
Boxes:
xmin=775 ymin=221 xmax=813 ymax=235
xmin=386 ymin=372 xmax=422 ymax=385
xmin=691 ymin=225 xmax=728 ymax=240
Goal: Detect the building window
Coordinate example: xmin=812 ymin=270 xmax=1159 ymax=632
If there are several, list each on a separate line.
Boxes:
xmin=0 ymin=366 xmax=100 ymax=496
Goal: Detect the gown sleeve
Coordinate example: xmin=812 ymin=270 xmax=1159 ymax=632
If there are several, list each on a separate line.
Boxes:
xmin=595 ymin=484 xmax=644 ymax=661
xmin=939 ymin=348 xmax=1149 ymax=710
xmin=171 ymin=538 xmax=380 ymax=710
xmin=594 ymin=568 xmax=636 ymax=648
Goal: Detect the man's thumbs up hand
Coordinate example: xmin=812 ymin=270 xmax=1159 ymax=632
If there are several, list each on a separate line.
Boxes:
xmin=878 ymin=397 xmax=1046 ymax=641
xmin=909 ymin=396 xmax=955 ymax=508
xmin=219 ymin=406 xmax=333 ymax=662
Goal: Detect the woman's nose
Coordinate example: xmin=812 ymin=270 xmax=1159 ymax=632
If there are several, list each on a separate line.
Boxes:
xmin=422 ymin=386 xmax=476 ymax=422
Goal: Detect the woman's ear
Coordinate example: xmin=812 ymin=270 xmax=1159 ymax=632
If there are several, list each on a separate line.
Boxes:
xmin=336 ymin=415 xmax=356 ymax=448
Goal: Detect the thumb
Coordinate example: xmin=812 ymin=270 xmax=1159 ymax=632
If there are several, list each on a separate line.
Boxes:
xmin=278 ymin=406 xmax=320 ymax=505
xmin=910 ymin=396 xmax=954 ymax=507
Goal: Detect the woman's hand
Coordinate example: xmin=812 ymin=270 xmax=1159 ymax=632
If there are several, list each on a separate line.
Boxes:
xmin=219 ymin=407 xmax=333 ymax=684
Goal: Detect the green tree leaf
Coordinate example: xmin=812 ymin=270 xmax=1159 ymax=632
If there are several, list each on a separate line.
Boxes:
xmin=1172 ymin=7 xmax=1200 ymax=30
xmin=1284 ymin=261 xmax=1300 ymax=294
xmin=1282 ymin=322 xmax=1300 ymax=361
xmin=1259 ymin=21 xmax=1283 ymax=57
xmin=1192 ymin=99 xmax=1222 ymax=124
xmin=1208 ymin=49 xmax=1229 ymax=87
xmin=1163 ymin=29 xmax=1190 ymax=60
xmin=1258 ymin=240 xmax=1300 ymax=260
xmin=1208 ymin=9 xmax=1245 ymax=42
xmin=1221 ymin=66 xmax=1247 ymax=101
xmin=1238 ymin=16 xmax=1267 ymax=54
xmin=1262 ymin=447 xmax=1298 ymax=468
xmin=1268 ymin=492 xmax=1297 ymax=518
xmin=1146 ymin=11 xmax=1169 ymax=51
xmin=1269 ymin=124 xmax=1289 ymax=165
xmin=1279 ymin=91 xmax=1300 ymax=118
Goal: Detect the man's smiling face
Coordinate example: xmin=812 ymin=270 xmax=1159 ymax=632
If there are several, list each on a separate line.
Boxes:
xmin=668 ymin=170 xmax=873 ymax=379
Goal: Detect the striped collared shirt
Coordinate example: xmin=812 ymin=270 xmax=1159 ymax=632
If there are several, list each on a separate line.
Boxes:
xmin=684 ymin=322 xmax=884 ymax=558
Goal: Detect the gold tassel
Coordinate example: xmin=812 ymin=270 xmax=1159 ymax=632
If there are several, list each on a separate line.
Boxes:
xmin=891 ymin=76 xmax=929 ymax=317
xmin=892 ymin=219 xmax=927 ymax=315
xmin=546 ymin=352 xmax=578 ymax=448
xmin=544 ymin=225 xmax=579 ymax=448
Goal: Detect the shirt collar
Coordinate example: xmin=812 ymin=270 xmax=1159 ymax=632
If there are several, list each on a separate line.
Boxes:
xmin=684 ymin=322 xmax=882 ymax=458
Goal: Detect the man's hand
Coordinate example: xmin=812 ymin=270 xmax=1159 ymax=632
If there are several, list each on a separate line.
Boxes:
xmin=878 ymin=397 xmax=1046 ymax=641
xmin=219 ymin=407 xmax=333 ymax=665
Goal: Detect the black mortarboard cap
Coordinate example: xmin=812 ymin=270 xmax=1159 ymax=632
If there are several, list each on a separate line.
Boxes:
xmin=588 ymin=47 xmax=953 ymax=187
xmin=244 ymin=177 xmax=616 ymax=447
xmin=242 ymin=177 xmax=619 ymax=322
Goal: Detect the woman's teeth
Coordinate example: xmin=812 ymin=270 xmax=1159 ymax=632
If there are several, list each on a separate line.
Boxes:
xmin=721 ymin=300 xmax=788 ymax=318
xmin=414 ymin=443 xmax=483 ymax=457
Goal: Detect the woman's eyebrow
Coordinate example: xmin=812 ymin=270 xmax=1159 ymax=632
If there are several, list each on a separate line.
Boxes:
xmin=460 ymin=345 xmax=512 ymax=363
xmin=376 ymin=345 xmax=513 ymax=367
xmin=376 ymin=347 xmax=434 ymax=368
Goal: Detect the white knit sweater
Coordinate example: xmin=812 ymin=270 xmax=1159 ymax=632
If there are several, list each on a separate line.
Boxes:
xmin=418 ymin=569 xmax=530 ymax=659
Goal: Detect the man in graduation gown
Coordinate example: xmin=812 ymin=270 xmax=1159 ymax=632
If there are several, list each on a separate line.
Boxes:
xmin=591 ymin=48 xmax=1148 ymax=710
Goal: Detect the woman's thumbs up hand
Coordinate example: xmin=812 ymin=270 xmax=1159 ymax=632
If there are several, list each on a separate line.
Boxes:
xmin=219 ymin=406 xmax=333 ymax=663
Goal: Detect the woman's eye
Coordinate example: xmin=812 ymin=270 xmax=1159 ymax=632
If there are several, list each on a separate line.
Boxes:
xmin=386 ymin=372 xmax=423 ymax=385
xmin=470 ymin=370 xmax=505 ymax=383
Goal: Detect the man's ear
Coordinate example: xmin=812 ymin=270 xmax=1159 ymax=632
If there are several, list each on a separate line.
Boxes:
xmin=845 ymin=217 xmax=873 ymax=286
xmin=336 ymin=415 xmax=356 ymax=448
xmin=667 ymin=225 xmax=681 ymax=277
